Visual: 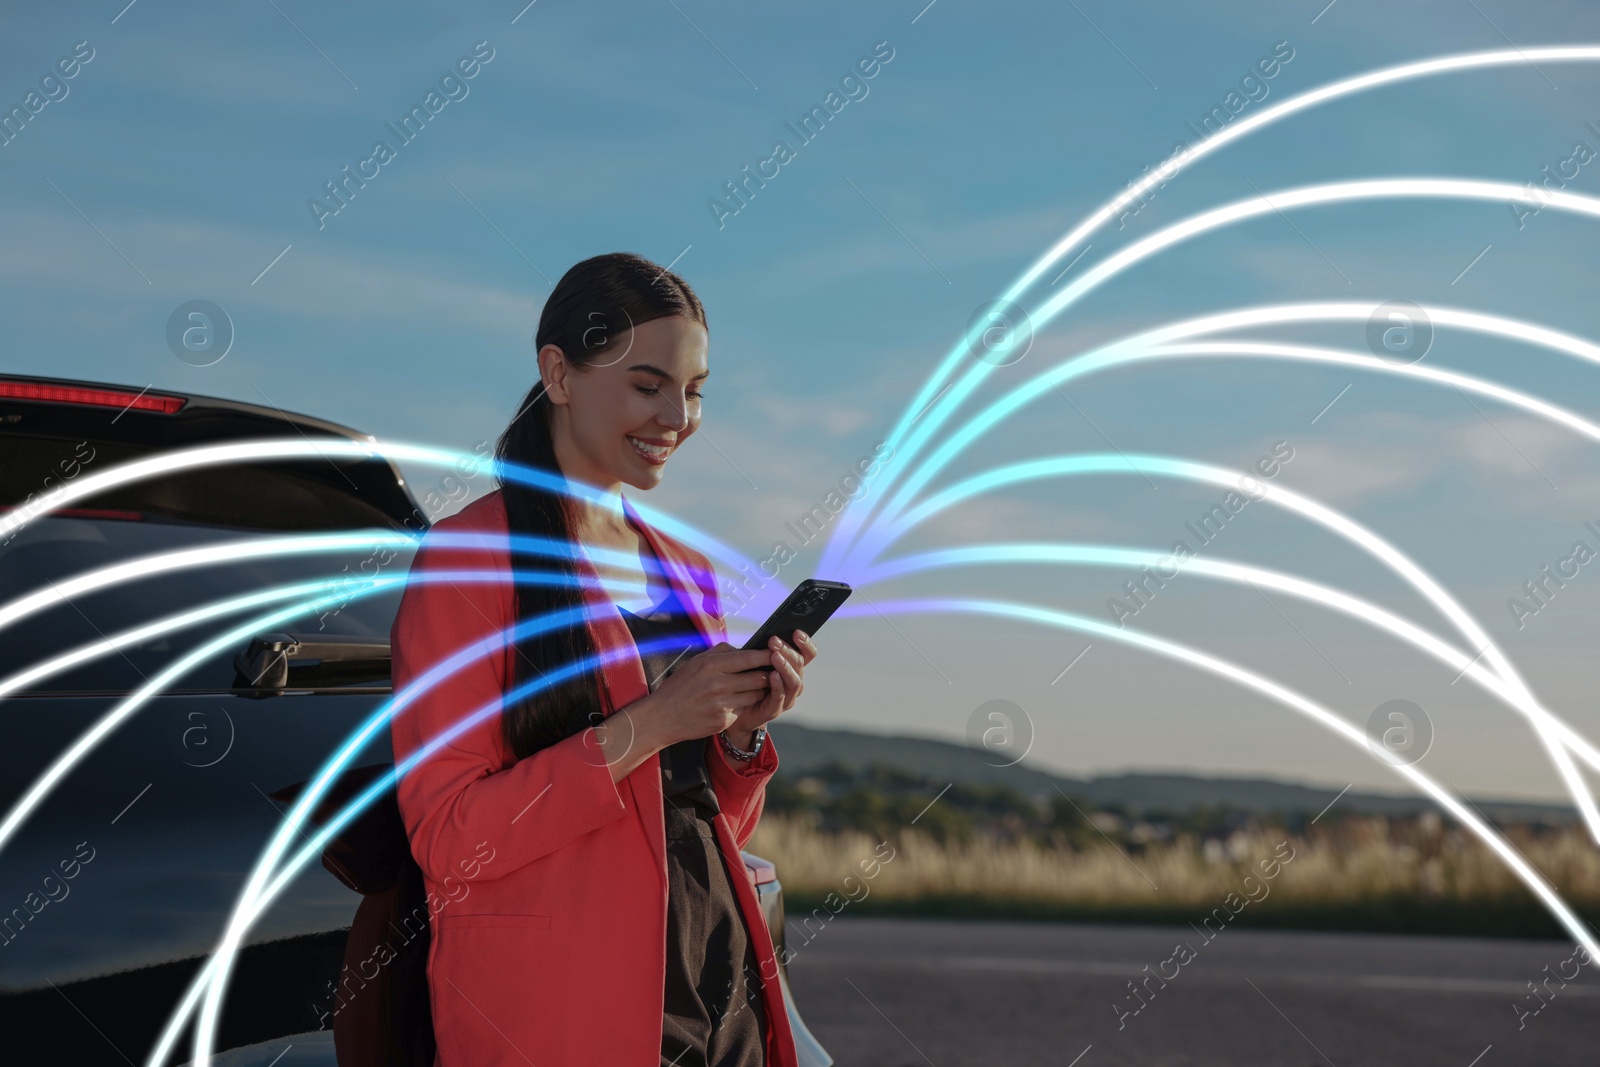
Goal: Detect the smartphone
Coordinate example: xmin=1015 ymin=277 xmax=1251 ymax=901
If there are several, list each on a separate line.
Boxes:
xmin=740 ymin=578 xmax=853 ymax=654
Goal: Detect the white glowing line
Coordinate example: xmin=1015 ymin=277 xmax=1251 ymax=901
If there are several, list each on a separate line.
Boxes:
xmin=178 ymin=601 xmax=643 ymax=1067
xmin=0 ymin=518 xmax=668 ymax=865
xmin=0 ymin=533 xmax=411 ymax=635
xmin=1158 ymin=329 xmax=1600 ymax=823
xmin=1149 ymin=341 xmax=1600 ymax=438
xmin=0 ymin=440 xmax=755 ymax=589
xmin=845 ymin=310 xmax=1600 ymax=818
xmin=175 ymin=499 xmax=1600 ymax=1049
xmin=891 ymin=446 xmax=1600 ymax=845
xmin=155 ymin=345 xmax=1600 ymax=1054
xmin=3 ymin=438 xmax=841 ymax=1056
xmin=861 ymin=444 xmax=1600 ymax=843
xmin=0 ymin=535 xmax=646 ymax=940
xmin=166 ymin=588 xmax=1600 ymax=1063
xmin=859 ymin=297 xmax=1600 ymax=564
xmin=1011 ymin=51 xmax=1600 ymax=297
xmin=0 ymin=438 xmax=748 ymax=1062
xmin=862 ymin=399 xmax=1600 ymax=838
xmin=1036 ymin=179 xmax=1600 ymax=326
xmin=829 ymin=184 xmax=1600 ymax=848
xmin=882 ymin=452 xmax=1528 ymax=707
xmin=857 ymin=299 xmax=1600 ymax=575
xmin=849 ymin=178 xmax=1600 ymax=572
xmin=0 ymin=528 xmax=665 ymax=641
xmin=0 ymin=567 xmax=635 ymax=1067
xmin=90 ymin=260 xmax=1600 ymax=1062
xmin=160 ymin=596 xmax=416 ymax=1067
xmin=872 ymin=335 xmax=1600 ymax=562
xmin=160 ymin=49 xmax=1600 ymax=1047
xmin=0 ymin=580 xmax=356 ymax=698
xmin=858 ymin=544 xmax=1600 ymax=774
xmin=14 ymin=567 xmax=628 ymax=1067
xmin=0 ymin=567 xmax=643 ymax=701
xmin=874 ymin=597 xmax=1600 ymax=959
xmin=825 ymin=46 xmax=1600 ymax=570
xmin=0 ymin=558 xmax=653 ymax=866
xmin=0 ymin=586 xmax=384 ymax=876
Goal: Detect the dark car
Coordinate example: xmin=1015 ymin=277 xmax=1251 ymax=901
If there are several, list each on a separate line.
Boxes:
xmin=0 ymin=374 xmax=831 ymax=1066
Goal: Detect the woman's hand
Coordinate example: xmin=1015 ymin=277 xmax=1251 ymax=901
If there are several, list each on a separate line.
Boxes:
xmin=725 ymin=629 xmax=815 ymax=748
xmin=625 ymin=642 xmax=773 ymax=755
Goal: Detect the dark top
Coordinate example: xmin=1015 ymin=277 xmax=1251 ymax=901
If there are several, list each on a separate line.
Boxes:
xmin=616 ymin=585 xmax=768 ymax=1067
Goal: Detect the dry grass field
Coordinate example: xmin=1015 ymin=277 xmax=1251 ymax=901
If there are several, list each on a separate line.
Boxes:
xmin=750 ymin=812 xmax=1600 ymax=937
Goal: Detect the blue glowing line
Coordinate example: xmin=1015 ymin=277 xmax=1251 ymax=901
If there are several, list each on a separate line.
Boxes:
xmin=853 ymin=307 xmax=1600 ymax=571
xmin=177 ymin=614 xmax=717 ymax=1066
xmin=848 ymin=446 xmax=1600 ymax=844
xmin=0 ymin=564 xmax=658 ymax=866
xmin=10 ymin=562 xmax=698 ymax=1065
xmin=121 ymin=444 xmax=1600 ymax=1062
xmin=167 ymin=590 xmax=1600 ymax=1066
xmin=0 ymin=584 xmax=390 ymax=876
xmin=829 ymin=310 xmax=1600 ymax=793
xmin=143 ymin=54 xmax=1600 ymax=1050
xmin=0 ymin=580 xmax=348 ymax=698
xmin=869 ymin=323 xmax=1600 ymax=554
xmin=821 ymin=49 xmax=1600 ymax=573
xmin=855 ymin=543 xmax=1600 ymax=771
xmin=0 ymin=547 xmax=695 ymax=1063
xmin=868 ymin=597 xmax=1600 ymax=953
xmin=0 ymin=526 xmax=687 ymax=640
xmin=168 ymin=518 xmax=1600 ymax=1049
xmin=0 ymin=568 xmax=654 ymax=700
xmin=1033 ymin=178 xmax=1600 ymax=352
xmin=0 ymin=532 xmax=409 ymax=633
xmin=0 ymin=441 xmax=770 ymax=620
xmin=845 ymin=179 xmax=1600 ymax=576
xmin=0 ymin=527 xmax=694 ymax=639
xmin=0 ymin=441 xmax=782 ymax=1021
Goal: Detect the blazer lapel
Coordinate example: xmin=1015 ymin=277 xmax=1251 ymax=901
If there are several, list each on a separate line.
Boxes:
xmin=568 ymin=521 xmax=666 ymax=884
xmin=623 ymin=493 xmax=723 ymax=647
xmin=579 ymin=496 xmax=730 ymax=893
xmin=624 ymin=498 xmax=801 ymax=1063
xmin=569 ymin=536 xmax=650 ymax=712
xmin=620 ymin=497 xmax=799 ymax=1064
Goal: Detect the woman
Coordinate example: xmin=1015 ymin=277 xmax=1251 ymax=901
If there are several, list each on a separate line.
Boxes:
xmin=389 ymin=252 xmax=811 ymax=1067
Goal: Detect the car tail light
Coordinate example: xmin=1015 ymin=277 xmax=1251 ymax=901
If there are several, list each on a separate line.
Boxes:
xmin=0 ymin=380 xmax=186 ymax=414
xmin=742 ymin=852 xmax=778 ymax=885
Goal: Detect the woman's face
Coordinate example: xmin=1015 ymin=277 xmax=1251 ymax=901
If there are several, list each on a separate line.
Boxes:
xmin=541 ymin=314 xmax=709 ymax=493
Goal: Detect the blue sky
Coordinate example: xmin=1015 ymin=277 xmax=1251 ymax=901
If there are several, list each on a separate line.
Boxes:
xmin=8 ymin=0 xmax=1600 ymax=801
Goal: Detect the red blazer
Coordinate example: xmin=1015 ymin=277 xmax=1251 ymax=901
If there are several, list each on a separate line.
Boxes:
xmin=389 ymin=489 xmax=799 ymax=1067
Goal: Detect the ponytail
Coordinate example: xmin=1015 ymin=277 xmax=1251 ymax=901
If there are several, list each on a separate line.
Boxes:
xmin=495 ymin=252 xmax=706 ymax=761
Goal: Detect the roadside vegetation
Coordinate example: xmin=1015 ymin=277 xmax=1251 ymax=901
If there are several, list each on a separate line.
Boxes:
xmin=750 ymin=761 xmax=1600 ymax=938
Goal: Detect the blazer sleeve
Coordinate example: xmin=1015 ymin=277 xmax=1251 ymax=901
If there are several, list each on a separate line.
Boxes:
xmin=689 ymin=546 xmax=779 ymax=850
xmin=706 ymin=730 xmax=778 ymax=849
xmin=389 ymin=523 xmax=630 ymax=885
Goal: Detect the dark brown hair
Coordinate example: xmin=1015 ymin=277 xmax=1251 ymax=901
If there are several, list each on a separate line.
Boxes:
xmin=495 ymin=252 xmax=707 ymax=760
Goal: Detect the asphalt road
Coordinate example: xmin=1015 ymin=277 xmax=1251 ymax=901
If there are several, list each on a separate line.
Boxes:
xmin=783 ymin=917 xmax=1598 ymax=1067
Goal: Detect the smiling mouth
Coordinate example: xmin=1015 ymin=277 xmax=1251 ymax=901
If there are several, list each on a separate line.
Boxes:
xmin=627 ymin=436 xmax=673 ymax=462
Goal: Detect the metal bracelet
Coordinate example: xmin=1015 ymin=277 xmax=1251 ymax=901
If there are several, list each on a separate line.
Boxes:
xmin=718 ymin=726 xmax=766 ymax=762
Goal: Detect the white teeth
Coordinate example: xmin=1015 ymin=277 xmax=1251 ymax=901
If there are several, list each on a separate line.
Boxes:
xmin=628 ymin=436 xmax=670 ymax=458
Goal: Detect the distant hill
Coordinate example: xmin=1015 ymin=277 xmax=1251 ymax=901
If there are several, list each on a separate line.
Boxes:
xmin=767 ymin=720 xmax=1577 ymax=825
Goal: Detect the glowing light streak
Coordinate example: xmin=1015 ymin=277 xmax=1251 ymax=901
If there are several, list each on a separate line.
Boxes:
xmin=824 ymin=47 xmax=1600 ymax=570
